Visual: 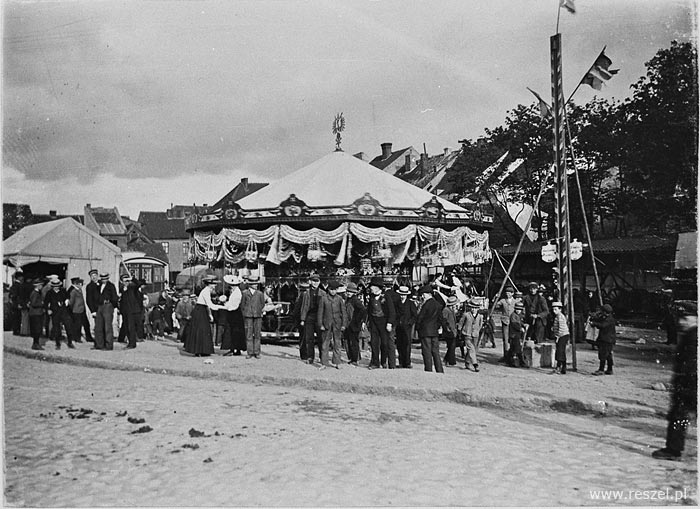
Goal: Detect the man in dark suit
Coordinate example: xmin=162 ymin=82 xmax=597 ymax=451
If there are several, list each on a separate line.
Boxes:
xmin=367 ymin=277 xmax=397 ymax=369
xmin=299 ymin=274 xmax=326 ymax=364
xmin=44 ymin=279 xmax=74 ymax=349
xmin=317 ymin=280 xmax=348 ymax=369
xmin=415 ymin=285 xmax=443 ymax=373
xmin=94 ymin=273 xmax=119 ymax=350
xmin=118 ymin=275 xmax=143 ymax=349
xmin=395 ymin=285 xmax=417 ymax=368
xmin=67 ymin=277 xmax=90 ymax=343
xmin=85 ymin=269 xmax=100 ymax=341
xmin=382 ymin=276 xmax=400 ymax=368
xmin=344 ymin=282 xmax=367 ymax=366
xmin=292 ymin=280 xmax=309 ymax=360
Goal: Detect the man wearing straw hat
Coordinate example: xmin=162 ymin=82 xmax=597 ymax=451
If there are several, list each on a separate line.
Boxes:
xmin=240 ymin=275 xmax=266 ymax=359
xmin=44 ymin=278 xmax=74 ymax=349
xmin=94 ymin=273 xmax=119 ymax=350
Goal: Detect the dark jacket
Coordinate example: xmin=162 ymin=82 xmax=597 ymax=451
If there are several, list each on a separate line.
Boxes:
xmin=317 ymin=293 xmax=348 ymax=330
xmin=240 ymin=289 xmax=266 ymax=318
xmin=345 ymin=294 xmax=367 ymax=332
xmin=383 ymin=289 xmax=401 ymax=326
xmin=28 ymin=289 xmax=44 ymax=317
xmin=442 ymin=306 xmax=457 ymax=338
xmin=67 ymin=286 xmax=86 ymax=314
xmin=508 ymin=312 xmax=525 ymax=341
xmin=120 ymin=284 xmax=144 ymax=315
xmin=591 ymin=312 xmax=616 ymax=344
xmin=300 ymin=287 xmax=326 ymax=322
xmin=85 ymin=281 xmax=100 ymax=313
xmin=523 ymin=293 xmax=549 ymax=324
xmin=395 ymin=298 xmax=418 ymax=329
xmin=44 ymin=288 xmax=69 ymax=314
xmin=416 ymin=297 xmax=442 ymax=337
xmin=96 ymin=281 xmax=119 ymax=308
xmin=367 ymin=293 xmax=396 ymax=324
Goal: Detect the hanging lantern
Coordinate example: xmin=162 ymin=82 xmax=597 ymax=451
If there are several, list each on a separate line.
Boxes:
xmin=541 ymin=241 xmax=557 ymax=263
xmin=244 ymin=238 xmax=258 ymax=263
xmin=570 ymin=238 xmax=583 ymax=260
xmin=377 ymin=239 xmax=392 ymax=260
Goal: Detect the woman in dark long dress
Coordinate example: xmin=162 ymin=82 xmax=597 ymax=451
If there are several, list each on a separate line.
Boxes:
xmin=184 ymin=276 xmax=223 ymax=356
xmin=221 ymin=275 xmax=246 ymax=356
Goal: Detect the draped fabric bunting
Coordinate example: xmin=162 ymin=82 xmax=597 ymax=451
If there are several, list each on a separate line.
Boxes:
xmin=190 ymin=222 xmax=490 ymax=266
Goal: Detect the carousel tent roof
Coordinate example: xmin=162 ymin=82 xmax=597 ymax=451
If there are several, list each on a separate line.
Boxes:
xmin=235 ymin=151 xmax=468 ymax=212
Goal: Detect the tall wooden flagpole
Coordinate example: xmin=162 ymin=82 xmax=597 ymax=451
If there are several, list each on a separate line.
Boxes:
xmin=550 ymin=33 xmax=577 ymax=370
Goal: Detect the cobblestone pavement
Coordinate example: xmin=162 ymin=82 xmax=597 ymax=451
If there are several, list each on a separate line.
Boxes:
xmin=4 ymin=354 xmax=696 ymax=507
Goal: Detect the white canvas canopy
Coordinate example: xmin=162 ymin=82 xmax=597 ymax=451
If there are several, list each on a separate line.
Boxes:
xmin=235 ymin=150 xmax=467 ymax=212
xmin=675 ymin=231 xmax=697 ymax=270
xmin=3 ymin=217 xmax=122 ymax=285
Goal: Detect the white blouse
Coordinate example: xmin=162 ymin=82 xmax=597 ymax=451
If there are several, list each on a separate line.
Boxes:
xmin=196 ymin=286 xmax=220 ymax=310
xmin=223 ymin=287 xmax=242 ymax=311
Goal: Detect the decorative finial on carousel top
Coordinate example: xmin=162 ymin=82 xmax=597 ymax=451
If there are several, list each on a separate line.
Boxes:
xmin=332 ymin=112 xmax=345 ymax=151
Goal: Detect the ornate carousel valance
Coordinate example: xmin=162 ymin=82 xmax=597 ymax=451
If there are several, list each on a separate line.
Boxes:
xmin=189 ymin=222 xmax=490 ymax=267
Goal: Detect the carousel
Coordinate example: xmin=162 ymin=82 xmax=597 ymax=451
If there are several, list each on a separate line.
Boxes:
xmin=185 ymin=145 xmax=493 ymax=338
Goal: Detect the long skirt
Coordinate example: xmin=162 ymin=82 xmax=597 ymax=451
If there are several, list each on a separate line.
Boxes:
xmin=184 ymin=304 xmax=214 ymax=355
xmin=221 ymin=309 xmax=246 ymax=351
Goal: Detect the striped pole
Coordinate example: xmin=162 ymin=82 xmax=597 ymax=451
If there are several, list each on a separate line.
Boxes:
xmin=551 ymin=33 xmax=577 ymax=370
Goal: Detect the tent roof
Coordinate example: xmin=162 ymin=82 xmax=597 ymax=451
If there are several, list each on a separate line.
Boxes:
xmin=3 ymin=217 xmax=121 ymax=261
xmin=236 ymin=151 xmax=467 ymax=212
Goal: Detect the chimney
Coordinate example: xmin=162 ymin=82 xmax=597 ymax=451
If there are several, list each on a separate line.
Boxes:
xmin=86 ymin=203 xmax=91 ymax=209
xmin=241 ymin=177 xmax=249 ymax=190
xmin=49 ymin=210 xmax=57 ymax=217
xmin=443 ymin=147 xmax=450 ymax=156
xmin=380 ymin=142 xmax=392 ymax=160
xmin=404 ymin=154 xmax=412 ymax=173
xmin=420 ymin=153 xmax=428 ymax=175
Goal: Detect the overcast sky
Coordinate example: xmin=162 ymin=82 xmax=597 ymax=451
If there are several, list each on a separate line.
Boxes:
xmin=3 ymin=0 xmax=695 ymax=218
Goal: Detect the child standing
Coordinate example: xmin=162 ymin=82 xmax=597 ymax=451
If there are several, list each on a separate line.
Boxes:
xmin=551 ymin=301 xmax=569 ymax=374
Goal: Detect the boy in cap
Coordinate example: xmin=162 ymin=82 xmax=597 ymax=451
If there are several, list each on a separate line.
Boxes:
xmin=551 ymin=301 xmax=569 ymax=374
xmin=67 ymin=277 xmax=89 ymax=343
xmin=28 ymin=279 xmax=45 ymax=350
xmin=415 ymin=285 xmax=443 ymax=373
xmin=44 ymin=279 xmax=74 ymax=349
xmin=317 ymin=280 xmax=348 ymax=369
xmin=495 ymin=286 xmax=517 ymax=359
xmin=590 ymin=304 xmax=616 ymax=375
xmin=458 ymin=300 xmax=483 ymax=372
xmin=505 ymin=302 xmax=527 ymax=368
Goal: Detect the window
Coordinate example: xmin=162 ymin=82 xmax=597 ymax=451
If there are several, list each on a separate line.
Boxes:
xmin=143 ymin=267 xmax=152 ymax=283
xmin=161 ymin=242 xmax=169 ymax=254
xmin=153 ymin=266 xmax=164 ymax=282
xmin=110 ymin=239 xmax=118 ymax=246
xmin=182 ymin=241 xmax=189 ymax=255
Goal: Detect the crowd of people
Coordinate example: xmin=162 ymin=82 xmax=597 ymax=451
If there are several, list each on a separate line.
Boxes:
xmin=6 ymin=267 xmax=620 ymax=376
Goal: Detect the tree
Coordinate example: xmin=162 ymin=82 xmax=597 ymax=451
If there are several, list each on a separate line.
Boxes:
xmin=3 ymin=203 xmax=33 ymax=240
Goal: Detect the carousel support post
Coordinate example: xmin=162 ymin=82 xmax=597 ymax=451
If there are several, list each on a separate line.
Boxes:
xmin=551 ymin=33 xmax=577 ymax=370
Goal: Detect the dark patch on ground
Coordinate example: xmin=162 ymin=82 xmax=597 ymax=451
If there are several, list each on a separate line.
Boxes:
xmin=130 ymin=426 xmax=153 ymax=434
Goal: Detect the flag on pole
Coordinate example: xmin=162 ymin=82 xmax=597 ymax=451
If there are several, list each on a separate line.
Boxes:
xmin=560 ymin=0 xmax=576 ymax=13
xmin=527 ymin=87 xmax=552 ymax=119
xmin=581 ymin=49 xmax=619 ymax=90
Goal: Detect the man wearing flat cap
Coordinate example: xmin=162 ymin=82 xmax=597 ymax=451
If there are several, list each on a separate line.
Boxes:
xmin=523 ymin=282 xmax=549 ymax=344
xmin=94 ymin=273 xmax=119 ymax=350
xmin=317 ymin=280 xmax=348 ymax=369
xmin=299 ymin=274 xmax=326 ymax=364
xmin=68 ymin=277 xmax=91 ymax=343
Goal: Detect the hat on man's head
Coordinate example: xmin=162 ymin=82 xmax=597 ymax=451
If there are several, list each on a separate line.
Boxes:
xmin=396 ymin=285 xmax=411 ymax=296
xmin=419 ymin=284 xmax=433 ymax=295
xmin=327 ymin=280 xmax=340 ymax=290
xmin=120 ymin=274 xmax=132 ymax=282
xmin=309 ymin=274 xmax=320 ymax=282
xmin=50 ymin=279 xmax=62 ymax=288
xmin=382 ymin=275 xmax=395 ymax=286
xmin=223 ymin=274 xmax=242 ymax=285
xmin=446 ymin=295 xmax=461 ymax=307
xmin=32 ymin=278 xmax=44 ymax=286
xmin=468 ymin=299 xmax=481 ymax=309
xmin=245 ymin=275 xmax=260 ymax=284
xmin=337 ymin=285 xmax=347 ymax=294
xmin=88 ymin=269 xmax=98 ymax=276
xmin=369 ymin=277 xmax=384 ymax=288
xmin=552 ymin=301 xmax=563 ymax=308
xmin=299 ymin=281 xmax=310 ymax=289
xmin=180 ymin=288 xmax=192 ymax=296
xmin=528 ymin=282 xmax=538 ymax=290
xmin=71 ymin=277 xmax=83 ymax=284
xmin=601 ymin=304 xmax=613 ymax=313
xmin=346 ymin=282 xmax=358 ymax=294
xmin=514 ymin=302 xmax=525 ymax=310
xmin=504 ymin=286 xmax=514 ymax=293
xmin=202 ymin=275 xmax=220 ymax=285
xmin=99 ymin=273 xmax=110 ymax=281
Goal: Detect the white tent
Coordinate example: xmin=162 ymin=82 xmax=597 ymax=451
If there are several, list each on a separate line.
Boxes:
xmin=3 ymin=218 xmax=122 ymax=285
xmin=235 ymin=150 xmax=467 ymax=212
